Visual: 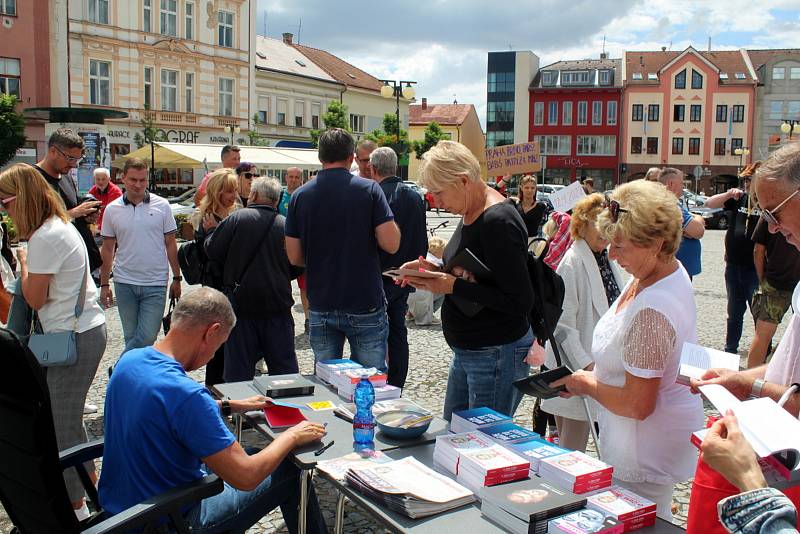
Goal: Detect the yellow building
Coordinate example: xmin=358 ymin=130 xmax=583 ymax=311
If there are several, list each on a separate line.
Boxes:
xmin=408 ymin=100 xmax=486 ymax=181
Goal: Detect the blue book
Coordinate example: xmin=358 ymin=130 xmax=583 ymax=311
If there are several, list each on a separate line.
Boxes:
xmin=478 ymin=422 xmax=540 ymax=444
xmin=509 ymin=438 xmax=569 ymax=472
xmin=450 ymin=407 xmax=512 ymax=433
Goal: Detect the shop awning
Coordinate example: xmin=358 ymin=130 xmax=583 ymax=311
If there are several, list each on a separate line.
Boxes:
xmin=112 ymin=142 xmax=322 ymax=170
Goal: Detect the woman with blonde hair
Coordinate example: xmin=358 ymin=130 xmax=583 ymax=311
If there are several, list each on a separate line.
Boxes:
xmin=540 ymin=193 xmax=622 ymax=452
xmin=0 ymin=164 xmax=106 ymax=519
xmin=514 ymin=174 xmax=547 ymax=238
xmin=399 ymin=141 xmax=535 ymax=420
xmin=194 ymin=168 xmax=238 ymax=385
xmin=553 ymin=180 xmax=703 ymax=520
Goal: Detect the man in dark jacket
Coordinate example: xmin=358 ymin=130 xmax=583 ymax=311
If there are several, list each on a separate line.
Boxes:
xmin=205 ymin=177 xmax=303 ymax=382
xmin=370 ymin=147 xmax=427 ymax=387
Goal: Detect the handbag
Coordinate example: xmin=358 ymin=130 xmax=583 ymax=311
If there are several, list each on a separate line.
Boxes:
xmin=162 ymin=297 xmax=177 ymax=334
xmin=27 ymin=261 xmax=87 ymax=367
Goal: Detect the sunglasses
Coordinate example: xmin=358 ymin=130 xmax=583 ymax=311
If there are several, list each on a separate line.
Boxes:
xmin=54 ymin=145 xmax=85 ymax=164
xmin=603 ymin=197 xmax=629 ymax=223
xmin=242 ymin=173 xmax=259 ymax=179
xmin=761 ymin=188 xmax=799 ymax=227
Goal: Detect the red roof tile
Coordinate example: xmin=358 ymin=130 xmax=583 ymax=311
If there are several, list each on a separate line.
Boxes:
xmin=747 ymin=49 xmax=800 ymax=69
xmin=409 ymin=103 xmax=475 ymax=126
xmin=291 ymin=44 xmax=382 ymax=92
xmin=625 ymin=48 xmax=755 ymax=85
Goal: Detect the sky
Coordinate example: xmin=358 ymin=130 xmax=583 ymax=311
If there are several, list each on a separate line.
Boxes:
xmin=256 ymin=1 xmax=800 ymax=128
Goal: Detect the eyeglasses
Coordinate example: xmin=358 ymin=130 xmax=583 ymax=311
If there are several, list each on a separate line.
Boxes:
xmin=0 ymin=196 xmax=16 ymax=208
xmin=53 ymin=145 xmax=85 ymax=164
xmin=761 ymin=188 xmax=800 ymax=227
xmin=604 ymin=197 xmax=629 ymax=223
xmin=242 ymin=173 xmax=259 ymax=179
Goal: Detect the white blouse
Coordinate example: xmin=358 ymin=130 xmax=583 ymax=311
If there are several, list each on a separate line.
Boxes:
xmin=764 ymin=285 xmax=800 ymax=387
xmin=591 ymin=266 xmax=704 ymax=485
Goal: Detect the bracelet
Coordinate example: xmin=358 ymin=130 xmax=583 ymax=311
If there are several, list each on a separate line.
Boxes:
xmin=749 ymin=378 xmax=766 ymax=399
xmin=221 ymin=399 xmax=231 ymax=416
xmin=172 ymin=276 xmax=182 ymax=281
xmin=100 ymin=284 xmax=110 ymax=287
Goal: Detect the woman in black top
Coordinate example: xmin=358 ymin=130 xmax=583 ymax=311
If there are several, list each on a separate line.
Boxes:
xmin=514 ymin=175 xmax=547 ymax=238
xmin=399 ymin=141 xmax=535 ymax=420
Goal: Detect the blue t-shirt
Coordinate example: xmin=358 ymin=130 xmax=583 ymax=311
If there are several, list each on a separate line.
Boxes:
xmin=277 ymin=188 xmax=291 ymax=217
xmin=284 ymin=167 xmax=394 ymax=312
xmin=676 ymin=203 xmax=702 ymax=276
xmin=98 ymin=347 xmax=235 ymax=515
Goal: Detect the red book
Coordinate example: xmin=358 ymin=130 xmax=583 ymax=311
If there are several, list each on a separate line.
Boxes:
xmin=264 ymin=405 xmax=307 ymax=429
xmin=622 ymin=512 xmax=656 ymax=532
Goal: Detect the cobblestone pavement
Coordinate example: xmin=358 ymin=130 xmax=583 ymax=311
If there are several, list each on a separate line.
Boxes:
xmin=0 ymin=215 xmax=791 ymax=533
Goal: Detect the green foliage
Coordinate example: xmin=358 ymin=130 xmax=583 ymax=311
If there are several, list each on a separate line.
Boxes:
xmin=246 ymin=113 xmax=266 ymax=146
xmin=411 ymin=121 xmax=449 ymax=160
xmin=365 ymin=113 xmax=409 ymax=159
xmin=133 ymin=105 xmax=167 ymax=149
xmin=310 ymin=101 xmax=350 ymax=147
xmin=1 ymin=214 xmax=16 ymax=242
xmin=0 ymin=95 xmax=26 ymax=167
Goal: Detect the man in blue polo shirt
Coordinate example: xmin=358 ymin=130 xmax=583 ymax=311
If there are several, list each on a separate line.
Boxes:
xmin=285 ymin=128 xmax=400 ymax=371
xmin=659 ymin=167 xmax=705 ymax=280
xmin=98 ymin=287 xmax=328 ymax=533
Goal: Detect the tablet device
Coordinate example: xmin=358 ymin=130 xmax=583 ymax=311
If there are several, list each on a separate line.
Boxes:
xmin=513 ymin=366 xmax=573 ymax=400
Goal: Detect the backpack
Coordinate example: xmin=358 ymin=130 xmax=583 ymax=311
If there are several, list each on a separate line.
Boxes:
xmin=177 ymin=240 xmax=204 ymax=285
xmin=527 ymin=238 xmax=565 ymax=358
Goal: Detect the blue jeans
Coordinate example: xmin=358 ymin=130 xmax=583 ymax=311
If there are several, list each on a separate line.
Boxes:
xmin=114 ymin=282 xmax=167 ymax=354
xmin=725 ymin=263 xmax=759 ymax=353
xmin=718 ymin=487 xmax=798 ymax=534
xmin=443 ymin=328 xmax=534 ymax=421
xmin=186 ymin=457 xmax=327 ymax=534
xmin=309 ymin=306 xmax=388 ymax=371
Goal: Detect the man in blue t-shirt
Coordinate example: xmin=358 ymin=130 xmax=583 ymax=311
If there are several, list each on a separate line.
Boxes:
xmin=98 ymin=288 xmax=327 ymax=533
xmin=285 ymin=128 xmax=400 ymax=371
xmin=659 ymin=167 xmax=705 ymax=279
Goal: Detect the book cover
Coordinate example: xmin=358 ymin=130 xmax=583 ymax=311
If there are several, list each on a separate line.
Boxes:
xmin=452 ymin=407 xmax=512 ymax=430
xmin=586 ymin=486 xmax=656 ymax=522
xmin=479 ymin=422 xmax=541 ymax=444
xmin=540 ymin=452 xmax=614 ymax=481
xmin=620 ymin=512 xmax=656 ymax=532
xmin=548 ymin=509 xmax=624 ymax=534
xmin=443 ymin=248 xmax=492 ymax=317
xmin=479 ymin=478 xmax=587 ymax=523
xmin=510 ymin=439 xmax=570 ymax=470
xmin=252 ymin=373 xmax=315 ymax=398
xmin=263 ymin=404 xmax=307 ymax=429
xmin=460 ymin=444 xmax=530 ymax=475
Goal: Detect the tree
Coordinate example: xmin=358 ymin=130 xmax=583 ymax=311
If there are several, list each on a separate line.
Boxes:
xmin=246 ymin=113 xmax=265 ymax=146
xmin=365 ymin=113 xmax=409 ymax=159
xmin=132 ymin=105 xmax=167 ymax=149
xmin=411 ymin=121 xmax=449 ymax=160
xmin=0 ymin=95 xmax=26 ymax=167
xmin=310 ymin=100 xmax=350 ymax=147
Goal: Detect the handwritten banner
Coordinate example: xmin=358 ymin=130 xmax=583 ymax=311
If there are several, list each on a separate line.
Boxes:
xmin=485 ymin=141 xmax=541 ymax=176
xmin=548 ymin=180 xmax=587 ymax=213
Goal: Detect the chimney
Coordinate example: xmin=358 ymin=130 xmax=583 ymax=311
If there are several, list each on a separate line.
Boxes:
xmin=661 ymin=46 xmax=667 ymax=52
xmin=600 ymin=52 xmax=608 ymax=59
xmin=421 ymin=98 xmax=427 ymax=110
xmin=282 ymin=32 xmax=293 ymax=45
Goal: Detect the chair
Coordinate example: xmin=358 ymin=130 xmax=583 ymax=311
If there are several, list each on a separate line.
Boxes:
xmin=0 ymin=327 xmax=223 ymax=533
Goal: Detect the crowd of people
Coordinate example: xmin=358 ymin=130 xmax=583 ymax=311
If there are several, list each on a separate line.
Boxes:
xmin=1 ymin=124 xmax=799 ymax=533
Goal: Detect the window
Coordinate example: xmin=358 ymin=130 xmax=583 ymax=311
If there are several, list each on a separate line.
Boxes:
xmin=276 ymin=99 xmax=287 ymax=125
xmin=732 ymin=104 xmax=745 ymax=123
xmin=599 ymin=70 xmax=612 ymax=85
xmin=647 ymin=73 xmax=657 ymax=81
xmin=648 ymin=104 xmax=659 ymax=122
xmin=646 ymin=137 xmax=658 ymax=154
xmin=716 ymin=105 xmax=728 ymax=122
xmin=720 ymin=73 xmax=729 ymax=80
xmin=88 ymin=0 xmax=109 ymax=23
xmin=673 ymin=104 xmax=685 ymax=122
xmin=607 ymin=101 xmax=617 ymax=126
xmin=731 ymin=138 xmax=743 ymax=154
xmin=592 ymin=101 xmax=602 ymax=125
xmin=632 ymin=72 xmax=643 ymax=80
xmin=257 ymin=96 xmax=269 ymax=124
xmin=769 ymin=101 xmax=783 ymax=120
xmin=690 ymin=104 xmax=702 ymax=122
xmin=561 ymin=71 xmax=591 ymax=85
xmin=0 ymin=58 xmax=20 ymax=97
xmin=0 ymin=0 xmax=15 ymax=16
xmin=577 ymin=101 xmax=588 ymax=125
xmin=311 ymin=102 xmax=321 ymax=129
xmin=630 ymin=137 xmax=642 ymax=154
xmin=89 ymin=59 xmax=110 ymax=105
xmin=143 ymin=0 xmax=152 ymax=32
xmin=217 ymin=10 xmax=233 ymax=47
xmin=487 ymin=101 xmax=513 ymax=123
xmin=714 ymin=138 xmax=726 ymax=156
xmin=792 ymin=68 xmax=800 ymax=80
xmin=159 ymin=68 xmax=177 ymax=111
xmin=773 ymin=67 xmax=785 ymax=80
xmin=349 ymin=113 xmax=365 ymax=133
xmin=143 ymin=66 xmax=153 ymax=108
xmin=218 ymin=77 xmax=233 ymax=116
xmin=688 ymin=137 xmax=700 ymax=155
xmin=536 ymin=135 xmax=571 ymax=155
xmin=541 ymin=71 xmax=556 ymax=86
xmin=184 ymin=1 xmax=193 ymax=39
xmin=159 ymin=0 xmax=176 ymax=36
xmin=184 ymin=72 xmax=193 ymax=113
xmin=488 ymin=72 xmax=515 ymax=92
xmin=631 ymin=104 xmax=643 ymax=121
xmin=691 ymin=69 xmax=703 ymax=89
xmin=533 ymin=101 xmax=544 ymax=126
xmin=672 ymin=137 xmax=684 ymax=155
xmin=294 ymin=100 xmax=304 ymax=127
xmin=675 ymin=69 xmax=686 ymax=89
xmin=735 ymin=72 xmax=746 ymax=80
xmin=789 ymin=101 xmax=800 ymax=118
xmin=547 ymin=101 xmax=558 ymax=125
xmin=562 ymin=101 xmax=572 ymax=125
xmin=576 ymin=135 xmax=616 ymax=156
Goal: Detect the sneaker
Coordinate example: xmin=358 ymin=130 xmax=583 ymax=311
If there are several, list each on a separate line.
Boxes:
xmin=83 ymin=403 xmax=98 ymax=415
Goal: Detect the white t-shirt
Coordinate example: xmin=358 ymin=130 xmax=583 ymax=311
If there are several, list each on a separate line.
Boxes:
xmin=27 ymin=217 xmax=105 ymax=334
xmin=764 ymin=284 xmax=800 ymax=386
xmin=101 ymin=192 xmax=177 ymax=286
xmin=591 ymin=266 xmax=704 ymax=485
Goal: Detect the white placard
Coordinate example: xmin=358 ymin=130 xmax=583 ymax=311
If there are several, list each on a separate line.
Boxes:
xmin=548 ymin=181 xmax=587 ymax=213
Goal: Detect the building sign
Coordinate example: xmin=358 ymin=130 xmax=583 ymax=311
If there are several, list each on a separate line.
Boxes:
xmin=548 ymin=180 xmax=587 ymax=213
xmin=485 ymin=141 xmax=541 ymax=175
xmin=15 ymin=148 xmax=36 ymax=157
xmin=46 ymin=123 xmax=109 ymax=195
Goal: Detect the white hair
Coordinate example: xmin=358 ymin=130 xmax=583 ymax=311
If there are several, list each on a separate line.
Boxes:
xmin=93 ymin=167 xmax=110 ymax=178
xmin=369 ymin=147 xmax=398 ymax=177
xmin=251 ymin=177 xmax=282 ymax=203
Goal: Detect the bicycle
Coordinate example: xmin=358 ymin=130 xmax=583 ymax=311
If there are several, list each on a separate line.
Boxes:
xmin=428 ymin=220 xmax=449 ymax=237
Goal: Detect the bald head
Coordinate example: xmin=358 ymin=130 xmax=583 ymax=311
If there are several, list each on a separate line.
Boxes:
xmin=285 ymin=167 xmax=303 ymax=193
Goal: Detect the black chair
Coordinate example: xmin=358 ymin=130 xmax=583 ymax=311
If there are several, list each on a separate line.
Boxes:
xmin=0 ymin=328 xmax=223 ymax=533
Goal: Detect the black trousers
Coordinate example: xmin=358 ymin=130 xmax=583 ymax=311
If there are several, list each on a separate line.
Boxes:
xmin=223 ymin=310 xmax=298 ymax=382
xmin=385 ymin=290 xmax=410 ymax=388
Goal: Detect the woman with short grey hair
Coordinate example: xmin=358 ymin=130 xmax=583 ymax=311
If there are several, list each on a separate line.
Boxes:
xmin=250 ymin=177 xmax=282 ymax=204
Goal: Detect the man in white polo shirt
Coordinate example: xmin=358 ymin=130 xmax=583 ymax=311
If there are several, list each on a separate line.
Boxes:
xmin=99 ymin=157 xmax=182 ymax=353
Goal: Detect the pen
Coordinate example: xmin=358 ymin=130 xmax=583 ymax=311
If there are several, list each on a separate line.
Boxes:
xmin=314 ymin=440 xmax=334 ymax=456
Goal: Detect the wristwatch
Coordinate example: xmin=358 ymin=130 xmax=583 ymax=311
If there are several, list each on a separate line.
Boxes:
xmin=172 ymin=276 xmax=183 ymax=281
xmin=221 ymin=400 xmax=231 ymax=416
xmin=749 ymin=378 xmax=766 ymax=399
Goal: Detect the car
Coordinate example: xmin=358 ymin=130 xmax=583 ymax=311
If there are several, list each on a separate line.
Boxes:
xmin=402 ymin=181 xmax=429 ymax=209
xmin=169 ymin=187 xmax=197 ymax=217
xmin=682 ymin=189 xmax=707 ymax=208
xmin=691 ymin=206 xmax=729 ymax=230
xmin=166 ymin=187 xmax=197 ymax=204
xmin=424 ymin=191 xmax=441 ymax=211
xmin=537 ymin=184 xmax=565 ymax=195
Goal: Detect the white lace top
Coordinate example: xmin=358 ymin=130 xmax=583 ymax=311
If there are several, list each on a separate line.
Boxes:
xmin=592 ymin=266 xmax=704 ymax=485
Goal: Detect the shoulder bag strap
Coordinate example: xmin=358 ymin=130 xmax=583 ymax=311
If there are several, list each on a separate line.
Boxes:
xmin=72 ymin=254 xmax=89 ymax=332
xmin=235 ymin=211 xmax=278 ymax=284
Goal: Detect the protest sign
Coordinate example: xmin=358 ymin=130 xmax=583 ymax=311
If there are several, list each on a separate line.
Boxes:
xmin=485 ymin=142 xmax=541 ymax=176
xmin=548 ymin=181 xmax=587 ymax=213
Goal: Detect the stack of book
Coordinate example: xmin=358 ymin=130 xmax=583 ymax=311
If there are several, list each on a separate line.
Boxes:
xmin=345 ymin=456 xmax=475 ymax=518
xmin=547 ymin=509 xmax=623 ymax=534
xmin=334 ymin=398 xmax=430 ymax=422
xmin=316 ymin=450 xmax=392 ymax=481
xmin=434 ymin=432 xmax=530 ymax=494
xmin=315 ymin=359 xmax=363 ymax=384
xmin=252 ymin=373 xmax=315 ymax=397
xmin=330 ymin=367 xmax=388 ymax=399
xmin=586 ymin=486 xmax=657 ymax=531
xmin=479 ymin=478 xmax=587 ymax=534
xmin=539 ymin=452 xmax=613 ymax=494
xmin=479 ymin=422 xmax=541 ymax=445
xmin=450 ymin=407 xmax=512 ymax=434
xmin=508 ymin=438 xmax=570 ymax=475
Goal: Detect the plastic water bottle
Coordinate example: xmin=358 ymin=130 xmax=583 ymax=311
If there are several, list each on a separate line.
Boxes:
xmin=353 ymin=376 xmax=375 ymax=451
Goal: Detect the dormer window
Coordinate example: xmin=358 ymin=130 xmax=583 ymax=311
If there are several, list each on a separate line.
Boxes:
xmin=720 ymin=72 xmax=728 ymax=79
xmin=542 ymin=71 xmax=556 ymax=86
xmin=599 ymin=69 xmax=612 ymax=85
xmin=562 ymin=71 xmax=591 ymax=85
xmin=735 ymin=72 xmax=746 ymax=79
xmin=647 ymin=73 xmax=657 ymax=80
xmin=632 ymin=72 xmax=643 ymax=80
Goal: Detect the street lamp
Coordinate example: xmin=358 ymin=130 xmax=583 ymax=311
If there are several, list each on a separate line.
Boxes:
xmin=378 ymin=79 xmax=416 ymax=156
xmin=734 ymin=146 xmax=750 ymax=175
xmin=224 ymin=125 xmax=241 ymax=144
